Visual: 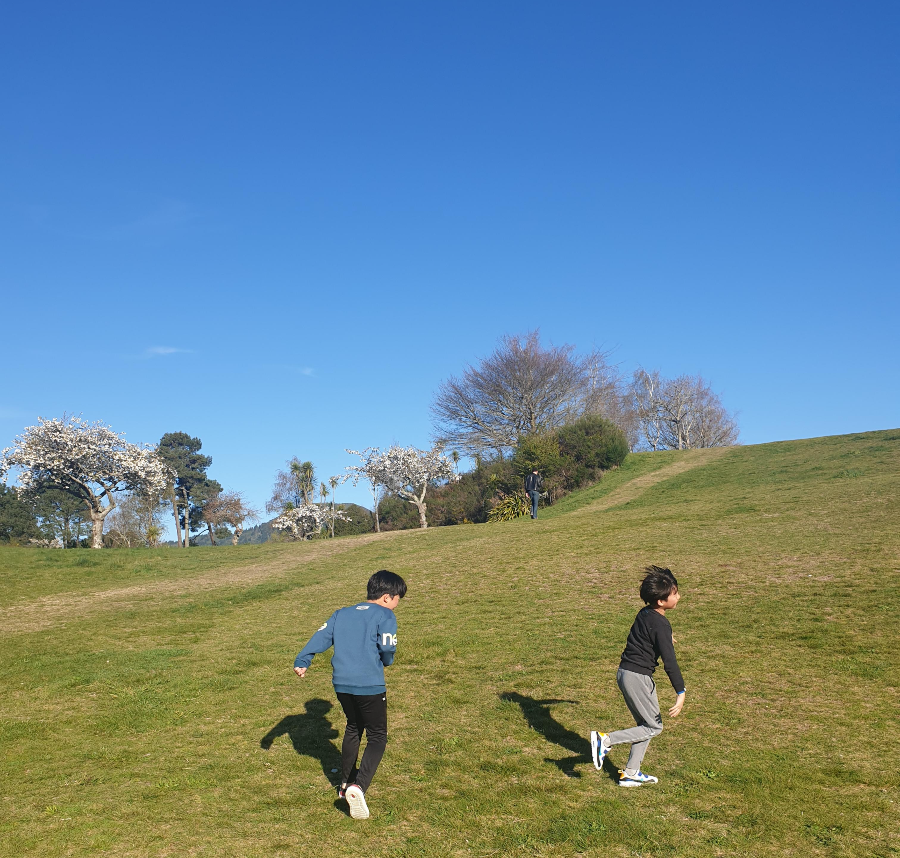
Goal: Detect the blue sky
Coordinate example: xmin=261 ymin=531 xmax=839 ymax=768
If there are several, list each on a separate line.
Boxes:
xmin=2 ymin=2 xmax=898 ymax=527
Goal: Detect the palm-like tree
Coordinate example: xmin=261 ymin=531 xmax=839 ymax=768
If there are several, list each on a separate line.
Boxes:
xmin=286 ymin=458 xmax=316 ymax=537
xmin=301 ymin=462 xmax=315 ymax=504
xmin=290 ymin=460 xmax=315 ymax=505
xmin=289 ymin=459 xmax=304 ymax=507
xmin=328 ymin=475 xmax=340 ymax=538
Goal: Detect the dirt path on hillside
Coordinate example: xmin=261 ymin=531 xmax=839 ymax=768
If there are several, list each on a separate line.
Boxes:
xmin=0 ymin=529 xmax=410 ymax=635
xmin=570 ymin=446 xmax=732 ymax=515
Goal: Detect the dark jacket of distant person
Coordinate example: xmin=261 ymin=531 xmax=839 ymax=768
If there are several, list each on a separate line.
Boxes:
xmin=524 ymin=472 xmax=543 ymax=493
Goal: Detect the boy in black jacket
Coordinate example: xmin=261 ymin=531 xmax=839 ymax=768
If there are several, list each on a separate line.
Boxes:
xmin=590 ymin=566 xmax=686 ymax=787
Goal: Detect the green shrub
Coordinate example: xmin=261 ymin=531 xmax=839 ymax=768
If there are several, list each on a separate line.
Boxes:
xmin=512 ymin=432 xmax=564 ymax=479
xmin=556 ymin=414 xmax=629 ymax=489
xmin=0 ymin=485 xmax=39 ymax=544
xmin=376 ymin=416 xmax=629 ymax=530
xmin=377 ymin=494 xmax=421 ymax=531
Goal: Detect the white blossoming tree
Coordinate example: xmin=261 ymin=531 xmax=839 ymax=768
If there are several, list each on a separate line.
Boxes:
xmin=0 ymin=417 xmax=172 ymax=549
xmin=272 ymin=503 xmax=350 ymax=541
xmin=378 ymin=445 xmax=455 ymax=529
xmin=345 ymin=448 xmax=386 ymax=533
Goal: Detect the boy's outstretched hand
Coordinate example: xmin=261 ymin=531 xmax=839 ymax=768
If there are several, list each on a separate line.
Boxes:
xmin=668 ymin=692 xmax=685 ymax=718
xmin=294 ymin=666 xmax=307 ymax=678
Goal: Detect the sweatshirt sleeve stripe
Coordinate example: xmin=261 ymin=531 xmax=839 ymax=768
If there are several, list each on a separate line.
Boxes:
xmin=294 ymin=611 xmax=337 ymax=668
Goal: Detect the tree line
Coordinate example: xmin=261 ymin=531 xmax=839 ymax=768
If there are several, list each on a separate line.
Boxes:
xmin=268 ymin=330 xmax=734 ymax=534
xmin=431 ymin=330 xmax=738 ymax=457
xmin=0 ymin=331 xmax=739 ymax=546
xmin=0 ymin=419 xmax=257 ymax=549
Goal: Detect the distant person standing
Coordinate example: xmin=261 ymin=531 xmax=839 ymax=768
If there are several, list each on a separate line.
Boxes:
xmin=524 ymin=469 xmax=543 ymax=519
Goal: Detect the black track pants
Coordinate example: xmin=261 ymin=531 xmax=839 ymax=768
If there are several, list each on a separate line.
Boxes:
xmin=336 ymin=691 xmax=388 ymax=793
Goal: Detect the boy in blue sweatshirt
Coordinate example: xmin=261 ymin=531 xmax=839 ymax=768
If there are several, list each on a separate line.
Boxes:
xmin=294 ymin=569 xmax=406 ymax=820
xmin=590 ymin=566 xmax=686 ymax=787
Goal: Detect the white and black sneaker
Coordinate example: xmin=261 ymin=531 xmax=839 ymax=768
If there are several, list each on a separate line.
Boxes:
xmin=344 ymin=784 xmax=370 ymax=819
xmin=590 ymin=731 xmax=610 ymax=770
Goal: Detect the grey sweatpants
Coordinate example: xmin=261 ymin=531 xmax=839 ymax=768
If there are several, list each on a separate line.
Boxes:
xmin=606 ymin=668 xmax=663 ymax=773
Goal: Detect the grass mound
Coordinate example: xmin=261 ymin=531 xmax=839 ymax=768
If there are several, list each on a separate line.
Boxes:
xmin=1 ymin=429 xmax=898 ymax=857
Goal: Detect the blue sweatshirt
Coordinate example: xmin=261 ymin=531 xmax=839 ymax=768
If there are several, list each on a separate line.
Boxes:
xmin=294 ymin=602 xmax=398 ymax=695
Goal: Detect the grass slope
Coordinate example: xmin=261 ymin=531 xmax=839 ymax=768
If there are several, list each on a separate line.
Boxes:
xmin=1 ymin=429 xmax=898 ymax=858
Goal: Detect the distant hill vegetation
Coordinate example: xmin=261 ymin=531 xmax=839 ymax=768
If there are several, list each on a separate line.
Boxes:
xmin=191 ymin=503 xmax=376 ymax=546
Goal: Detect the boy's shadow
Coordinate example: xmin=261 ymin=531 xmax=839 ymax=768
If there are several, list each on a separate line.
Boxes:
xmin=260 ymin=698 xmax=343 ymax=787
xmin=500 ymin=691 xmax=618 ymax=781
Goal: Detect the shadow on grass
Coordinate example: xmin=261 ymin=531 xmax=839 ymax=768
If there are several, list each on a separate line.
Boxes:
xmin=500 ymin=692 xmax=618 ymax=782
xmin=260 ymin=698 xmax=342 ymax=786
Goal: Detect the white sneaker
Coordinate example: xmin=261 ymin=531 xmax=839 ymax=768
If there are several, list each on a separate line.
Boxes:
xmin=618 ymin=770 xmax=658 ymax=787
xmin=590 ymin=731 xmax=610 ymax=770
xmin=344 ymin=784 xmax=370 ymax=819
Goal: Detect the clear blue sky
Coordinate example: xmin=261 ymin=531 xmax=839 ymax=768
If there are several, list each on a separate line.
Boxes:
xmin=2 ymin=2 xmax=898 ymax=526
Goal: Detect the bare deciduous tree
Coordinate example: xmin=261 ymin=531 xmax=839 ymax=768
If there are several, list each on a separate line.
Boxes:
xmin=631 ymin=369 xmax=739 ymax=450
xmin=431 ymin=331 xmax=623 ymax=459
xmin=104 ymin=490 xmax=167 ymax=548
xmin=203 ymin=491 xmax=260 ymax=545
xmin=631 ymin=368 xmax=664 ymax=451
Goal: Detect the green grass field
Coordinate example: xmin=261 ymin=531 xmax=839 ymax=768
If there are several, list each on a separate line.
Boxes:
xmin=2 ymin=429 xmax=899 ymax=857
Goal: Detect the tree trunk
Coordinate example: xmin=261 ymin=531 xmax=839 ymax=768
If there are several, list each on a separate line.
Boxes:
xmin=89 ymin=493 xmax=114 ymax=549
xmin=181 ymin=487 xmax=190 ymax=546
xmin=232 ymin=524 xmax=242 ymax=546
xmin=91 ymin=514 xmax=105 ymax=549
xmin=416 ymin=500 xmax=428 ymax=529
xmin=172 ymin=496 xmax=183 ymax=548
xmin=208 ymin=522 xmax=217 ymax=546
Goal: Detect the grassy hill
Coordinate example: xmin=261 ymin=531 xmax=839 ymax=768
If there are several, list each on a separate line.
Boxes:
xmin=1 ymin=429 xmax=898 ymax=857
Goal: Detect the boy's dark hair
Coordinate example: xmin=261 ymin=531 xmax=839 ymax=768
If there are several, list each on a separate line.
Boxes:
xmin=367 ymin=569 xmax=407 ymax=601
xmin=639 ymin=565 xmax=678 ymax=606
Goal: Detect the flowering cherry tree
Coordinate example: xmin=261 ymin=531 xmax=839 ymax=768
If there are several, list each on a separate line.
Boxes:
xmin=0 ymin=416 xmax=172 ymax=549
xmin=378 ymin=445 xmax=455 ymax=529
xmin=345 ymin=448 xmax=385 ymax=533
xmin=272 ymin=503 xmax=350 ymax=541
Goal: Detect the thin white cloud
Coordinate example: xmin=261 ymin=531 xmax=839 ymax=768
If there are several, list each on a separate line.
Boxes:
xmin=128 ymin=346 xmax=194 ymax=360
xmin=146 ymin=346 xmax=188 ymax=356
xmin=267 ymin=363 xmax=315 ymax=377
